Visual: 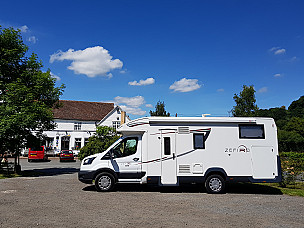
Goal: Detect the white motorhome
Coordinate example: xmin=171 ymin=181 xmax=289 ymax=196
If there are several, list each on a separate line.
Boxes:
xmin=78 ymin=117 xmax=281 ymax=193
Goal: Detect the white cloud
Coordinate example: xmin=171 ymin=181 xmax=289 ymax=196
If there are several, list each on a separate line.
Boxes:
xmin=275 ymin=49 xmax=286 ymax=55
xmin=49 ymin=46 xmax=123 ymax=78
xmin=19 ymin=25 xmax=29 ymax=33
xmin=258 ymin=87 xmax=268 ymax=93
xmin=274 ymin=73 xmax=282 ymax=77
xmin=119 ymin=105 xmax=146 ymax=116
xmin=128 ymin=77 xmax=155 ymax=86
xmin=169 ymin=78 xmax=201 ymax=93
xmin=50 ymin=72 xmax=61 ymax=81
xmin=217 ymin=88 xmax=225 ymax=92
xmin=269 ymin=47 xmax=286 ymax=55
xmin=120 ymin=70 xmax=127 ymax=74
xmin=28 ymin=36 xmax=37 ymax=44
xmin=288 ymin=56 xmax=298 ymax=62
xmin=114 ymin=96 xmax=145 ymax=107
xmin=112 ymin=96 xmax=146 ymax=116
xmin=145 ymin=104 xmax=153 ymax=108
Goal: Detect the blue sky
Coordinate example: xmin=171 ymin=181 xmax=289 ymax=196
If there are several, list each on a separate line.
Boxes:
xmin=1 ymin=0 xmax=304 ymax=119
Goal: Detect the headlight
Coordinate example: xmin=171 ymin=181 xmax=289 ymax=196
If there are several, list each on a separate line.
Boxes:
xmin=83 ymin=157 xmax=96 ymax=165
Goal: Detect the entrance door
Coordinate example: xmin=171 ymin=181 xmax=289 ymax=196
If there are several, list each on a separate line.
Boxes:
xmin=161 ymin=130 xmax=177 ymax=185
xmin=61 ymin=136 xmax=70 ymax=150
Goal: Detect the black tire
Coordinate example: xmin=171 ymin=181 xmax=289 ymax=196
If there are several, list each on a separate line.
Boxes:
xmin=205 ymin=174 xmax=226 ymax=194
xmin=95 ymin=172 xmax=115 ymax=192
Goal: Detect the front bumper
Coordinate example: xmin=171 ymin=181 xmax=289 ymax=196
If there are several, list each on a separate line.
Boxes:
xmin=78 ymin=170 xmax=95 ymax=184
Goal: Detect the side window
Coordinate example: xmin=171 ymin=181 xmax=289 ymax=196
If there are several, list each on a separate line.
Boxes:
xmin=164 ymin=137 xmax=171 ymax=155
xmin=239 ymin=125 xmax=265 ymax=139
xmin=193 ymin=134 xmax=205 ymax=149
xmin=112 ymin=137 xmax=138 ymax=158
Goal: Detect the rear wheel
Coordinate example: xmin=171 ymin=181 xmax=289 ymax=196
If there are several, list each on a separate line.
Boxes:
xmin=95 ymin=172 xmax=115 ymax=192
xmin=205 ymin=174 xmax=225 ymax=194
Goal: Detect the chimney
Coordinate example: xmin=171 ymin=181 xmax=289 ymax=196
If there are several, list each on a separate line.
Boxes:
xmin=121 ymin=111 xmax=126 ymax=125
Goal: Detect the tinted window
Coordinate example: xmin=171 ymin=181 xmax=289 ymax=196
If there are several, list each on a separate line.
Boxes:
xmin=239 ymin=125 xmax=265 ymax=139
xmin=30 ymin=147 xmax=43 ymax=151
xmin=193 ymin=134 xmax=205 ymax=149
xmin=112 ymin=137 xmax=138 ymax=158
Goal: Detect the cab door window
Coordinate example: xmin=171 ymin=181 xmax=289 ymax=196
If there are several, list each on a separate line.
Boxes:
xmin=111 ymin=137 xmax=138 ymax=158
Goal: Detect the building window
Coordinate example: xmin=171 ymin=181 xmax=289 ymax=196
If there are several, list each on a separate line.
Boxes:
xmin=74 ymin=138 xmax=82 ymax=150
xmin=74 ymin=122 xmax=82 ymax=131
xmin=45 ymin=137 xmax=54 ymax=151
xmin=112 ymin=121 xmax=120 ymax=129
xmin=84 ymin=138 xmax=89 ymax=146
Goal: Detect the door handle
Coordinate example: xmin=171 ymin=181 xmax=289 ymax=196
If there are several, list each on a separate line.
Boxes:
xmin=133 ymin=158 xmax=139 ymax=162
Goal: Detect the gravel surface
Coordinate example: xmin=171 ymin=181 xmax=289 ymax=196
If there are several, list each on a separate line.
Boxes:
xmin=0 ymin=159 xmax=304 ymax=227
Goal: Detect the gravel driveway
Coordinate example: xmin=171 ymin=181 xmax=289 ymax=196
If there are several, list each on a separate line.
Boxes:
xmin=0 ymin=159 xmax=304 ymax=227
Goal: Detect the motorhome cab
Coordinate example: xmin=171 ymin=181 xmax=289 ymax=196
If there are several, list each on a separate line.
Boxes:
xmin=78 ymin=117 xmax=281 ymax=194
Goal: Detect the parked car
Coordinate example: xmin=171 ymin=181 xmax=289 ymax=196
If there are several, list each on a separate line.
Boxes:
xmin=59 ymin=150 xmax=75 ymax=162
xmin=28 ymin=146 xmax=48 ymax=162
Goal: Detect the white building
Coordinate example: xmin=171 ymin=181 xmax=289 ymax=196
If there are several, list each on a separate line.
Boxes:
xmin=43 ymin=100 xmax=130 ymax=155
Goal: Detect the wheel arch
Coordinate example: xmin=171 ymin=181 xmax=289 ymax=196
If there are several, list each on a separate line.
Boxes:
xmin=204 ymin=168 xmax=227 ymax=181
xmin=93 ymin=168 xmax=118 ymax=182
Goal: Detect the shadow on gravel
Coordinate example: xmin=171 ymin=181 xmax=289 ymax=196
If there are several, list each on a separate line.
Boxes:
xmin=22 ymin=168 xmax=79 ymax=177
xmin=226 ymin=183 xmax=283 ymax=195
xmin=82 ymin=182 xmax=283 ymax=195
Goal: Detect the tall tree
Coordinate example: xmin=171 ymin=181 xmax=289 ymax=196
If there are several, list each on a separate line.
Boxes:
xmin=0 ymin=27 xmax=65 ymax=171
xmin=231 ymin=85 xmax=258 ymax=117
xmin=149 ymin=100 xmax=170 ymax=117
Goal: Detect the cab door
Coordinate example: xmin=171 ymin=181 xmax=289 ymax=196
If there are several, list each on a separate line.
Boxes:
xmin=110 ymin=136 xmax=142 ymax=180
xmin=160 ymin=130 xmax=177 ymax=185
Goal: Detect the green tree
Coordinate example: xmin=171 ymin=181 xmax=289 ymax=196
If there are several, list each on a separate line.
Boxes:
xmin=232 ymin=85 xmax=258 ymax=117
xmin=288 ymin=96 xmax=304 ymax=118
xmin=0 ymin=27 xmax=65 ymax=171
xmin=78 ymin=126 xmax=120 ymax=160
xmin=278 ymin=130 xmax=304 ymax=152
xmin=149 ymin=100 xmax=170 ymax=117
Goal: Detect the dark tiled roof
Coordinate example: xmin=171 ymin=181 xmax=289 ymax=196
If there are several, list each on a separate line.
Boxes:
xmin=53 ymin=100 xmax=114 ymax=121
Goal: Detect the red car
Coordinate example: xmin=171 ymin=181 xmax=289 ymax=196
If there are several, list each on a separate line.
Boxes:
xmin=59 ymin=150 xmax=75 ymax=162
xmin=28 ymin=146 xmax=48 ymax=162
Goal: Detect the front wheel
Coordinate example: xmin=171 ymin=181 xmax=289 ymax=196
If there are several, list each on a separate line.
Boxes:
xmin=205 ymin=174 xmax=226 ymax=194
xmin=95 ymin=172 xmax=115 ymax=192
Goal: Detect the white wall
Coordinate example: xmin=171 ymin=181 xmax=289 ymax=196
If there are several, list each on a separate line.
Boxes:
xmin=42 ymin=109 xmax=130 ymax=153
xmin=43 ymin=119 xmax=97 ymax=153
